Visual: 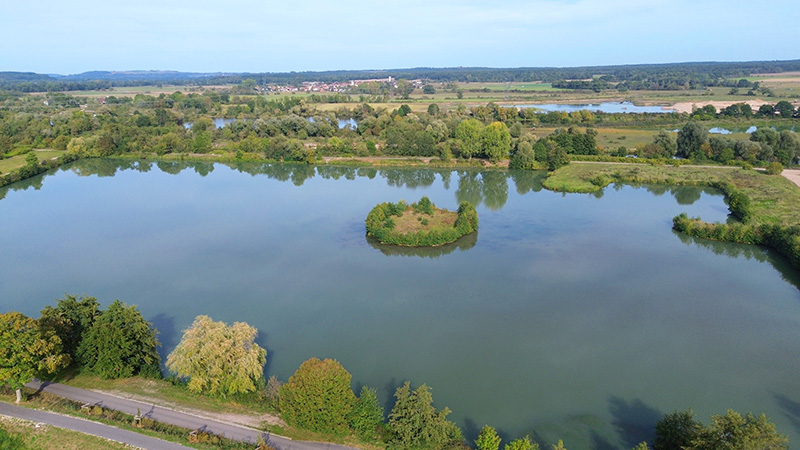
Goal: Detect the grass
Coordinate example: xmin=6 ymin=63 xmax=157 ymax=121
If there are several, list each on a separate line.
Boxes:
xmin=543 ymin=162 xmax=800 ymax=227
xmin=393 ymin=207 xmax=457 ymax=234
xmin=0 ymin=150 xmax=66 ymax=174
xmin=59 ymin=373 xmax=275 ymax=417
xmin=0 ymin=415 xmax=132 ymax=450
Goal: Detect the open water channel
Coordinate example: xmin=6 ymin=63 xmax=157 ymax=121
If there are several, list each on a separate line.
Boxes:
xmin=1 ymin=160 xmax=799 ymax=449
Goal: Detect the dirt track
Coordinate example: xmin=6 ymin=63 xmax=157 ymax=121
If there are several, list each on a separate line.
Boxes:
xmin=782 ymin=169 xmax=800 ymax=188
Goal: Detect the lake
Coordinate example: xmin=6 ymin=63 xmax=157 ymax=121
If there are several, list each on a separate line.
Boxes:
xmin=1 ymin=160 xmax=799 ymax=449
xmin=502 ymin=102 xmax=674 ymax=114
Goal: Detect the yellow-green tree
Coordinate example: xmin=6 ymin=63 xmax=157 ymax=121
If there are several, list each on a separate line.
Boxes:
xmin=279 ymin=358 xmax=356 ymax=436
xmin=166 ymin=315 xmax=266 ymax=396
xmin=0 ymin=312 xmax=69 ymax=403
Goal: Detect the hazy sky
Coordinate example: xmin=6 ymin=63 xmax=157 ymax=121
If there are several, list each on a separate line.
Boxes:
xmin=3 ymin=0 xmax=798 ymax=74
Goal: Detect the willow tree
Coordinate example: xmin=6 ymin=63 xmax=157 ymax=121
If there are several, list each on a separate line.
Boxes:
xmin=167 ymin=315 xmax=266 ymax=396
xmin=0 ymin=312 xmax=69 ymax=403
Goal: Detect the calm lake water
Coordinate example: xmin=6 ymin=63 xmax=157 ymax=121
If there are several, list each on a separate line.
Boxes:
xmin=2 ymin=160 xmax=799 ymax=449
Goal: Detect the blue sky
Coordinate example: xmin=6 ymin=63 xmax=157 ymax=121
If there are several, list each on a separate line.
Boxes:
xmin=3 ymin=0 xmax=798 ymax=74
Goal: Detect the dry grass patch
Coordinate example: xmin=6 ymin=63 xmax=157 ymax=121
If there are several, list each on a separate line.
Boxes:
xmin=392 ymin=207 xmax=457 ymax=234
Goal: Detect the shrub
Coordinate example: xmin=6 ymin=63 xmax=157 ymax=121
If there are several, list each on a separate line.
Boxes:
xmin=765 ymin=161 xmax=783 ymax=175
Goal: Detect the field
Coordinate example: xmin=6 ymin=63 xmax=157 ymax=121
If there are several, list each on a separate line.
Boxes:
xmin=0 ymin=150 xmax=66 ymax=174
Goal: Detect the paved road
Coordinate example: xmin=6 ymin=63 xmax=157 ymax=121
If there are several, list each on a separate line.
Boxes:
xmin=0 ymin=402 xmax=192 ymax=450
xmin=26 ymin=380 xmax=356 ymax=450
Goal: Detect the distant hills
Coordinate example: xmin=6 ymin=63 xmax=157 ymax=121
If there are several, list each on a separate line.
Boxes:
xmin=2 ymin=59 xmax=800 ymax=92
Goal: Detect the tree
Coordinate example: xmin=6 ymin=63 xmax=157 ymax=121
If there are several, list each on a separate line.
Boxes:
xmin=505 ymin=436 xmax=537 ymax=450
xmin=552 ymin=440 xmax=567 ymax=450
xmin=481 ymin=122 xmax=512 ymax=162
xmin=509 ymin=141 xmax=536 ymax=170
xmin=652 ymin=131 xmax=677 ymax=158
xmin=676 ymin=122 xmax=708 ymax=159
xmin=76 ymin=300 xmax=161 ymax=379
xmin=547 ymin=145 xmax=569 ymax=171
xmin=423 ymin=85 xmax=436 ymax=95
xmin=388 ymin=382 xmax=464 ymax=450
xmin=349 ymin=386 xmax=384 ymax=441
xmin=475 ymin=425 xmax=501 ymax=450
xmin=654 ymin=409 xmax=701 ymax=450
xmin=775 ymin=101 xmax=794 ymax=118
xmin=686 ymin=410 xmax=788 ymax=450
xmin=39 ymin=294 xmax=100 ymax=360
xmin=427 ymin=104 xmax=440 ymax=116
xmin=455 ymin=119 xmax=483 ymax=159
xmin=166 ymin=315 xmax=266 ymax=396
xmin=24 ymin=151 xmax=38 ymax=167
xmin=0 ymin=312 xmax=69 ymax=403
xmin=279 ymin=358 xmax=356 ymax=436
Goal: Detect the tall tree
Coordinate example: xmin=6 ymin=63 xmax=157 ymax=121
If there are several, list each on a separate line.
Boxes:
xmin=686 ymin=410 xmax=787 ymax=450
xmin=388 ymin=382 xmax=464 ymax=450
xmin=0 ymin=312 xmax=69 ymax=403
xmin=455 ymin=119 xmax=484 ymax=160
xmin=279 ymin=358 xmax=356 ymax=436
xmin=76 ymin=300 xmax=161 ymax=379
xmin=654 ymin=409 xmax=701 ymax=450
xmin=349 ymin=386 xmax=384 ymax=441
xmin=481 ymin=122 xmax=512 ymax=162
xmin=475 ymin=425 xmax=502 ymax=450
xmin=166 ymin=315 xmax=266 ymax=396
xmin=38 ymin=294 xmax=100 ymax=360
xmin=676 ymin=122 xmax=708 ymax=159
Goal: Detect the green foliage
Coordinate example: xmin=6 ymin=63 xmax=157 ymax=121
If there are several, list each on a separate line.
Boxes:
xmin=686 ymin=410 xmax=788 ymax=450
xmin=76 ymin=300 xmax=161 ymax=379
xmin=505 ymin=436 xmax=538 ymax=450
xmin=455 ymin=119 xmax=484 ymax=159
xmin=39 ymin=294 xmax=100 ymax=360
xmin=547 ymin=145 xmax=569 ymax=171
xmin=509 ymin=141 xmax=536 ymax=170
xmin=765 ymin=161 xmax=783 ymax=175
xmin=676 ymin=122 xmax=708 ymax=159
xmin=654 ymin=409 xmax=701 ymax=450
xmin=631 ymin=443 xmax=650 ymax=450
xmin=475 ymin=425 xmax=502 ymax=450
xmin=551 ymin=440 xmax=567 ymax=450
xmin=413 ymin=196 xmax=434 ymax=215
xmin=481 ymin=122 xmax=512 ymax=162
xmin=166 ymin=315 xmax=266 ymax=396
xmin=388 ymin=382 xmax=464 ymax=450
xmin=349 ymin=386 xmax=384 ymax=441
xmin=279 ymin=358 xmax=356 ymax=437
xmin=0 ymin=312 xmax=69 ymax=399
xmin=366 ymin=199 xmax=478 ymax=247
xmin=0 ymin=425 xmax=26 ymax=450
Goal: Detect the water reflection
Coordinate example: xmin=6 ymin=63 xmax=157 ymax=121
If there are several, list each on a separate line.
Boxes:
xmin=365 ymin=232 xmax=478 ymax=258
xmin=673 ymin=230 xmax=800 ymax=290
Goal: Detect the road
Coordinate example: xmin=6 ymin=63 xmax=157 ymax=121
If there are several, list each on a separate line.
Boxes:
xmin=0 ymin=401 xmax=192 ymax=450
xmin=25 ymin=380 xmax=357 ymax=450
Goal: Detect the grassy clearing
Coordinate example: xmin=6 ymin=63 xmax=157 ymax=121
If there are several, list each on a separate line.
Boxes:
xmin=393 ymin=207 xmax=457 ymax=234
xmin=0 ymin=150 xmax=66 ymax=174
xmin=543 ymin=162 xmax=800 ymax=227
xmin=0 ymin=415 xmax=132 ymax=450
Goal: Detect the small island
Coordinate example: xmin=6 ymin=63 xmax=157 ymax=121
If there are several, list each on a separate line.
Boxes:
xmin=365 ymin=196 xmax=478 ymax=247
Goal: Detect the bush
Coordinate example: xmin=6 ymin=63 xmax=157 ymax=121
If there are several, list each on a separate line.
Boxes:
xmin=765 ymin=161 xmax=783 ymax=175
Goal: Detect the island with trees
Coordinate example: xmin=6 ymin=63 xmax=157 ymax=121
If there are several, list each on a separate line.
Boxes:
xmin=365 ymin=196 xmax=478 ymax=247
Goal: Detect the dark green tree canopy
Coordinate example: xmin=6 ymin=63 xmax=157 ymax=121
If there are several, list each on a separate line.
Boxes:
xmin=76 ymin=300 xmax=161 ymax=379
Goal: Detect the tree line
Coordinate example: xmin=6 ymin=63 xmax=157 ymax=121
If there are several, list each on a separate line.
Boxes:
xmin=0 ymin=294 xmax=790 ymax=450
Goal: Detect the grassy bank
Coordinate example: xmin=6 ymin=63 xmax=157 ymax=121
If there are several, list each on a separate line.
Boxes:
xmin=0 ymin=415 xmax=132 ymax=450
